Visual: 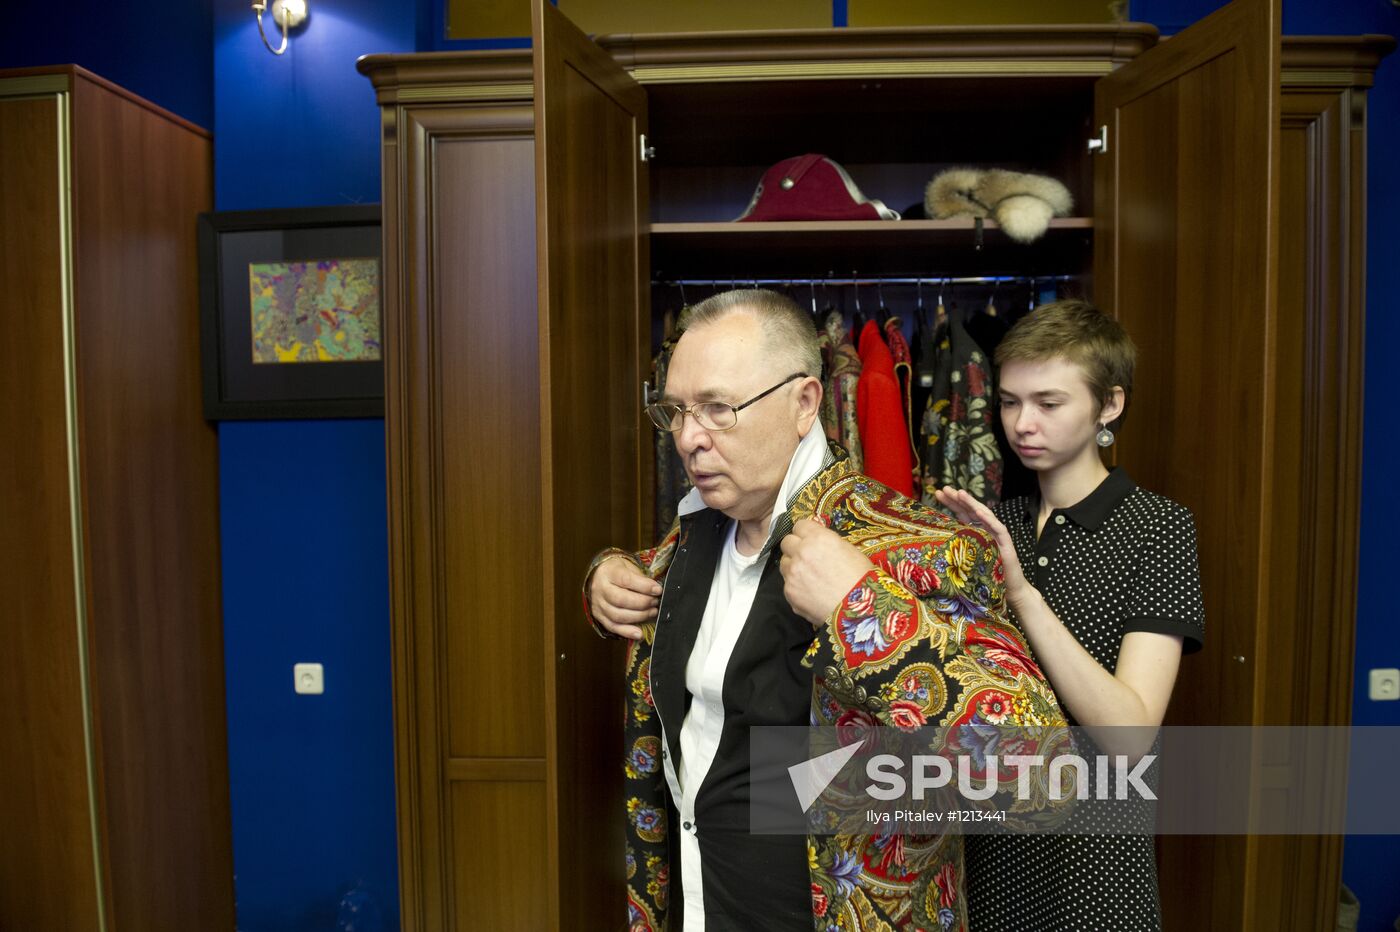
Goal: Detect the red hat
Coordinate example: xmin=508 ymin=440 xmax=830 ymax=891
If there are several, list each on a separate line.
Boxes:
xmin=736 ymin=154 xmax=900 ymax=222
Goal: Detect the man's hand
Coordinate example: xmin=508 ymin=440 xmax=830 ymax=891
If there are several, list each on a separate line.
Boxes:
xmin=589 ymin=555 xmax=663 ymax=640
xmin=779 ymin=518 xmax=875 ymax=628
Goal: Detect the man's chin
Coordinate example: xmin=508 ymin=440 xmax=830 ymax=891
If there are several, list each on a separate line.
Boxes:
xmin=696 ymin=486 xmax=731 ymax=510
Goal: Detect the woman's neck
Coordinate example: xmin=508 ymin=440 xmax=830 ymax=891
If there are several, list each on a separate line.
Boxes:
xmin=1037 ymin=449 xmax=1110 ymax=514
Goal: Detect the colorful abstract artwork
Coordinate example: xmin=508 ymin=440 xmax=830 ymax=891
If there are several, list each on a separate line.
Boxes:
xmin=248 ymin=258 xmax=382 ymax=364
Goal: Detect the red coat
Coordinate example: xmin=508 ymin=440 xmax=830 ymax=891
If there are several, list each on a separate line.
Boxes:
xmin=856 ymin=320 xmax=915 ymax=495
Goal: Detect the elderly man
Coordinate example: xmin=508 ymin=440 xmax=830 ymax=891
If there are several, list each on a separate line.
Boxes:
xmin=584 ymin=290 xmax=1063 ymax=931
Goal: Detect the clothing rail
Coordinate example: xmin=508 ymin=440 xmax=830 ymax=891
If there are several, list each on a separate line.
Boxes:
xmin=651 ymin=274 xmax=1081 ymax=287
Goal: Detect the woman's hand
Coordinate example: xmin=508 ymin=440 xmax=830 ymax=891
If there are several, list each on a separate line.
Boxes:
xmin=934 ymin=486 xmax=1034 ymax=607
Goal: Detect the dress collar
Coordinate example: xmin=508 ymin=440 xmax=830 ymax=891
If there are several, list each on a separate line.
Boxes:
xmin=1022 ymin=466 xmax=1136 ymax=531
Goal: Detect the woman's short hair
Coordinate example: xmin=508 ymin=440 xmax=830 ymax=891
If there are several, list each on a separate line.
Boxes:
xmin=995 ymin=299 xmax=1137 ymax=427
xmin=677 ymin=288 xmax=822 ymax=380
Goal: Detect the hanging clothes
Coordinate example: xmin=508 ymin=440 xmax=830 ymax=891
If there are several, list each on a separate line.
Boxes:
xmin=821 ymin=310 xmax=864 ymax=472
xmin=883 ymin=314 xmax=920 ymax=481
xmin=817 ymin=318 xmax=836 ymax=439
xmin=964 ymin=299 xmax=1010 ymax=366
xmin=652 ymin=315 xmax=692 ymax=533
xmin=919 ymin=310 xmax=952 ymax=508
xmin=856 ymin=319 xmax=915 ymax=496
xmin=919 ymin=310 xmax=1003 ymax=505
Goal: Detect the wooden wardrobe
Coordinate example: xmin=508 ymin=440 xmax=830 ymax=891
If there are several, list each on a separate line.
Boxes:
xmin=0 ymin=67 xmax=234 ymax=930
xmin=358 ymin=0 xmax=1392 ymax=926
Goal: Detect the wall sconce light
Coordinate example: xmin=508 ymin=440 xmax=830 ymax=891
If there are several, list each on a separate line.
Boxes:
xmin=253 ymin=0 xmax=307 ymax=56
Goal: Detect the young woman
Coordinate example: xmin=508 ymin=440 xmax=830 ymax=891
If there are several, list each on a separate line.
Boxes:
xmin=935 ymin=299 xmax=1205 ymax=931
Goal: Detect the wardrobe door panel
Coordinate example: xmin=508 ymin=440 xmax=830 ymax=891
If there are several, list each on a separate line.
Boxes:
xmin=1092 ymin=0 xmax=1278 ymax=928
xmin=438 ymin=132 xmax=546 ymax=763
xmin=1245 ymin=83 xmax=1362 ymax=932
xmin=449 ymin=781 xmax=548 ymax=931
xmin=1094 ymin=0 xmax=1280 ymax=723
xmin=70 ymin=73 xmax=229 ymax=932
xmin=533 ymin=1 xmax=649 ymax=926
xmin=386 ymin=104 xmax=540 ymax=931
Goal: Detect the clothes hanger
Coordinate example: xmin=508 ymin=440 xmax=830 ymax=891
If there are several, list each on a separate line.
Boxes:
xmin=914 ymin=278 xmax=926 ymax=343
xmin=851 ymin=271 xmax=866 ymax=333
xmin=915 ymin=278 xmax=936 ymax=387
xmin=983 ymin=280 xmax=999 ymax=318
xmin=877 ymin=277 xmax=893 ymax=327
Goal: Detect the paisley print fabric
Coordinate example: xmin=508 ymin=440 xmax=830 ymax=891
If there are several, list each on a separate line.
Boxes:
xmin=822 ymin=311 xmax=864 ymax=473
xmin=584 ymin=444 xmax=1065 ymax=930
xmin=920 ymin=313 xmax=1003 ymax=507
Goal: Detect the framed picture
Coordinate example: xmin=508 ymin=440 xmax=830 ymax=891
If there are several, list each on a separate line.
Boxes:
xmin=198 ymin=205 xmax=384 ymax=419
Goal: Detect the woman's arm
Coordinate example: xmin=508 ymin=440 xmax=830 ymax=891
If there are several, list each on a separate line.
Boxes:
xmin=1004 ymin=588 xmax=1182 ymax=757
xmin=935 ymin=487 xmax=1185 ymax=760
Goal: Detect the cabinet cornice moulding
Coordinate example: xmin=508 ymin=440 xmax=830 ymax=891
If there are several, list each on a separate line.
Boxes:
xmin=1279 ymin=35 xmax=1396 ymax=87
xmin=358 ymin=24 xmax=1163 ymax=101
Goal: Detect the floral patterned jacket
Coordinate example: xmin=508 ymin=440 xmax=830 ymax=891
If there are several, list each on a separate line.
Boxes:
xmin=584 ymin=444 xmax=1065 ymax=931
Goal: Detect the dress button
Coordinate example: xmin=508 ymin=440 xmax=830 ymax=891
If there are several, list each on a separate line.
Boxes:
xmin=1054 ymin=515 xmax=1066 ymax=525
xmin=683 ymin=821 xmax=692 ymax=830
xmin=1037 ymin=556 xmax=1049 ymax=567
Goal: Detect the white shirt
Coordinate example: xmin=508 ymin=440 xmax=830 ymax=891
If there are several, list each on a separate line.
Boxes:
xmin=660 ymin=425 xmax=830 ymax=931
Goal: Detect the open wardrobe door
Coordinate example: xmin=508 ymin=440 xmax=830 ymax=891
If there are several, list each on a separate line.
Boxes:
xmin=1091 ymin=0 xmax=1283 ymax=928
xmin=531 ymin=1 xmax=650 ymax=927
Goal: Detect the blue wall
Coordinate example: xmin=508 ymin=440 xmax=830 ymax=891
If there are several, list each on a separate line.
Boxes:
xmin=0 ymin=0 xmax=213 ymax=128
xmin=212 ymin=1 xmax=417 ymax=929
xmin=219 ymin=420 xmax=397 ymax=931
xmin=1135 ymin=1 xmax=1400 ymax=929
xmin=214 ymin=0 xmax=413 ymax=211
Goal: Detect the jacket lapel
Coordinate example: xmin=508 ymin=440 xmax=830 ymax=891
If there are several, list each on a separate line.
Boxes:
xmin=650 ymin=507 xmax=728 ymax=768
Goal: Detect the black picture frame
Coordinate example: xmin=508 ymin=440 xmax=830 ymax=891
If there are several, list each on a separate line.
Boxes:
xmin=197 ymin=205 xmax=384 ymax=420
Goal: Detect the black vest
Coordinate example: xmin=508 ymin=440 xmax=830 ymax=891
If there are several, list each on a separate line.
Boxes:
xmin=649 ymin=507 xmax=815 ymax=930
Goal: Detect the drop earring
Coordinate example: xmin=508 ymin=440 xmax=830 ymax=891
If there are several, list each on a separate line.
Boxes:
xmin=1096 ymin=424 xmax=1115 ymax=448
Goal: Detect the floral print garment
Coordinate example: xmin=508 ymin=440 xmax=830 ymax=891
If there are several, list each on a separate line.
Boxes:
xmin=585 ymin=445 xmax=1066 ymax=931
xmin=883 ymin=315 xmax=920 ymax=481
xmin=824 ymin=311 xmax=864 ymax=474
xmin=920 ymin=313 xmax=1002 ymax=507
xmin=652 ymin=331 xmax=692 ymax=534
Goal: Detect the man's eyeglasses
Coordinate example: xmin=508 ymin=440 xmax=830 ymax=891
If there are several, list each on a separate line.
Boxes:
xmin=645 ymin=372 xmax=808 ymax=432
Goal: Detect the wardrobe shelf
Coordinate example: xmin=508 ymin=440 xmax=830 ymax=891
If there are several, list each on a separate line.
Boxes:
xmin=649 ymin=218 xmax=1094 ymax=278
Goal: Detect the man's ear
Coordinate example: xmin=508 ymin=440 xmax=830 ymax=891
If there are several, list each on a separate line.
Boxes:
xmin=796 ymin=375 xmax=824 ymax=428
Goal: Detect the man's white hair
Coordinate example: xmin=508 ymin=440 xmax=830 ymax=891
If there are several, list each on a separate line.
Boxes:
xmin=676 ymin=288 xmax=822 ymax=380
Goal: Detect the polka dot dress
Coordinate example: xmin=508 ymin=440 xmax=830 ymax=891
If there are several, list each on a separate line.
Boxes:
xmin=966 ymin=468 xmax=1205 ymax=932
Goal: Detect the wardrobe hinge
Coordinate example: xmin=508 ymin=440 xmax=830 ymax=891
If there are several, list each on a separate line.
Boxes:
xmin=1086 ymin=125 xmax=1108 ymax=155
xmin=640 ymin=134 xmax=656 ymax=162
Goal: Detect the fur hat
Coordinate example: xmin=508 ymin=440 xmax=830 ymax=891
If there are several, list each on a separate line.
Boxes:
xmin=924 ymin=168 xmax=1073 ymax=243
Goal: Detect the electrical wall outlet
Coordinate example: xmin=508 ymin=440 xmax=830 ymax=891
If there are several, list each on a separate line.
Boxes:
xmin=1369 ymin=668 xmax=1400 ymax=701
xmin=293 ymin=662 xmax=324 ymax=695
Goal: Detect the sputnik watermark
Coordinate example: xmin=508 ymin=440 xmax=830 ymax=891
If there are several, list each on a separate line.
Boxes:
xmin=754 ymin=725 xmax=1400 ymax=836
xmin=863 ymin=753 xmax=1156 ymax=803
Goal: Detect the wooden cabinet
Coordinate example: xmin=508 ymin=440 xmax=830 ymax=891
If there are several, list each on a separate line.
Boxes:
xmin=0 ymin=67 xmax=233 ymax=930
xmin=359 ymin=5 xmax=1391 ymax=928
